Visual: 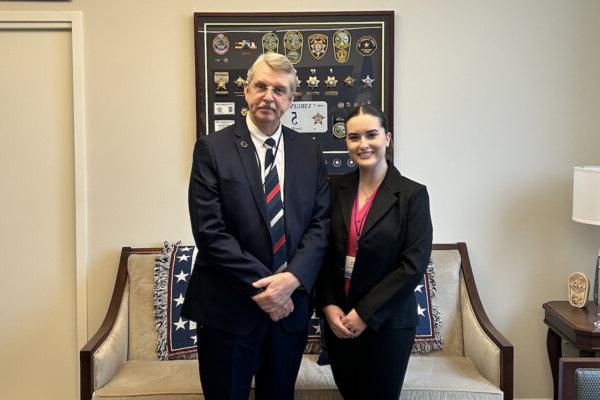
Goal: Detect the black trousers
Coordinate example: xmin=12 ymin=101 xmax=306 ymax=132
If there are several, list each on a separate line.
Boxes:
xmin=196 ymin=320 xmax=308 ymax=400
xmin=325 ymin=325 xmax=416 ymax=400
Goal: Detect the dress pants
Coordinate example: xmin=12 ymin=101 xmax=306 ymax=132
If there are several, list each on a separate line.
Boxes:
xmin=324 ymin=325 xmax=416 ymax=400
xmin=196 ymin=320 xmax=308 ymax=400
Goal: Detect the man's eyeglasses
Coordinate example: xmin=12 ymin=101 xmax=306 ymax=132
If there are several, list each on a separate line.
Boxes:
xmin=249 ymin=83 xmax=291 ymax=98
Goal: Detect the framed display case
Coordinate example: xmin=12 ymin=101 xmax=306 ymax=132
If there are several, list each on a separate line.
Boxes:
xmin=194 ymin=11 xmax=394 ymax=174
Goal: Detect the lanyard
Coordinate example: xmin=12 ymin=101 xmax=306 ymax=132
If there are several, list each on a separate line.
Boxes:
xmin=352 ymin=189 xmax=375 ymax=250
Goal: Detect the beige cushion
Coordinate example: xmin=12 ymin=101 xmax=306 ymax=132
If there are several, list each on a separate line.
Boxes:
xmin=128 ymin=254 xmax=160 ymax=361
xmin=93 ymin=356 xmax=341 ymax=400
xmin=93 ymin=360 xmax=200 ymax=399
xmin=290 ymin=354 xmax=342 ymax=399
xmin=429 ymin=250 xmax=464 ymax=357
xmin=402 ymin=356 xmax=503 ymax=399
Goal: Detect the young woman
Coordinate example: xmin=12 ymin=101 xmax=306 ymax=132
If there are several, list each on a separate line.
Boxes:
xmin=316 ymin=105 xmax=433 ymax=399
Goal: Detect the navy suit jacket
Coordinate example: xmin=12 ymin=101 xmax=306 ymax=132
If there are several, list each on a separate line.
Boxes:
xmin=316 ymin=163 xmax=432 ymax=330
xmin=182 ymin=123 xmax=330 ymax=334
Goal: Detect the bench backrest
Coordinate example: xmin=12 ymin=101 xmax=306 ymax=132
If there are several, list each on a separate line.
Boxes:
xmin=125 ymin=249 xmax=466 ymax=361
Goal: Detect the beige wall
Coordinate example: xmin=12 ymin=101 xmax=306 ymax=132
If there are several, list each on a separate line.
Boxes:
xmin=1 ymin=1 xmax=600 ymax=398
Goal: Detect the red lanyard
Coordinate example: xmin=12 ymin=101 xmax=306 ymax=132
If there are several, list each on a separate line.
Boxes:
xmin=352 ymin=189 xmax=376 ymax=250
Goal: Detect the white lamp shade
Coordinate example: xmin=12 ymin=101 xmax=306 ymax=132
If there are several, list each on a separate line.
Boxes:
xmin=573 ymin=166 xmax=600 ymax=226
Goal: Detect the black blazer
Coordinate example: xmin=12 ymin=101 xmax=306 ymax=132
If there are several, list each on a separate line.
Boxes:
xmin=316 ymin=163 xmax=432 ymax=330
xmin=182 ymin=123 xmax=330 ymax=334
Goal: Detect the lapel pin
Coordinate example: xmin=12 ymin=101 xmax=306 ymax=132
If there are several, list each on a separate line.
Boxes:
xmin=240 ymin=140 xmax=248 ymax=148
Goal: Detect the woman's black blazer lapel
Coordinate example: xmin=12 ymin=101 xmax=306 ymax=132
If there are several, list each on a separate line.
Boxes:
xmin=335 ymin=163 xmax=404 ymax=240
xmin=360 ymin=166 xmax=403 ymax=239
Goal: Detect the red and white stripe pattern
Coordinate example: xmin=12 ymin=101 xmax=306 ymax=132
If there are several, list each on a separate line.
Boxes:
xmin=263 ymin=138 xmax=286 ymax=271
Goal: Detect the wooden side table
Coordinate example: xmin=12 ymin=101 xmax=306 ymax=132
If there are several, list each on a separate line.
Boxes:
xmin=543 ymin=301 xmax=600 ymax=400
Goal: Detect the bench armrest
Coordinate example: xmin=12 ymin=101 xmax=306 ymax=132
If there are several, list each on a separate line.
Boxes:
xmin=456 ymin=243 xmax=514 ymax=400
xmin=461 ymin=276 xmax=501 ymax=385
xmin=80 ymin=248 xmax=132 ymax=400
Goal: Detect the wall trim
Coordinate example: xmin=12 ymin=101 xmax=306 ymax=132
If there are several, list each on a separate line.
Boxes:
xmin=0 ymin=11 xmax=87 ymax=349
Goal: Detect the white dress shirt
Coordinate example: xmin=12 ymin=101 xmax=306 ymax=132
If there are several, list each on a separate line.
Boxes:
xmin=246 ymin=115 xmax=285 ymax=200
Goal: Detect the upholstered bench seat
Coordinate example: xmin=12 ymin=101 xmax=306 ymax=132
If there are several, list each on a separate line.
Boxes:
xmin=81 ymin=243 xmax=513 ymax=400
xmin=93 ymin=356 xmax=339 ymax=400
xmin=92 ymin=355 xmax=501 ymax=400
xmin=93 ymin=360 xmax=200 ymax=399
xmin=403 ymin=356 xmax=503 ymax=400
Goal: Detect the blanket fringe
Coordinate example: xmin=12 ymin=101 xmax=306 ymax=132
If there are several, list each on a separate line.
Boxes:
xmin=412 ymin=258 xmax=444 ymax=354
xmin=154 ymin=241 xmax=178 ymax=360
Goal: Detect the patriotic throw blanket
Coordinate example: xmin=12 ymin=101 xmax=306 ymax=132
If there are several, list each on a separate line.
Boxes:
xmin=154 ymin=242 xmax=198 ymax=360
xmin=154 ymin=242 xmax=442 ymax=360
xmin=412 ymin=258 xmax=444 ymax=353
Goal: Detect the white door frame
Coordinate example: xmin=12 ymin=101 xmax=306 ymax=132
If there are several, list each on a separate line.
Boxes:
xmin=0 ymin=11 xmax=87 ymax=348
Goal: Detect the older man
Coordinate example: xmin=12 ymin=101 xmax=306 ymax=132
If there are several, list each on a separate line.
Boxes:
xmin=182 ymin=53 xmax=330 ymax=399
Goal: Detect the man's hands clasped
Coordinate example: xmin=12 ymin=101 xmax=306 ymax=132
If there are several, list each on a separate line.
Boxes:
xmin=251 ymin=272 xmax=300 ymax=321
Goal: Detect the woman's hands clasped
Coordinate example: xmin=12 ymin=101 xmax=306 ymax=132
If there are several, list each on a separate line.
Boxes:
xmin=323 ymin=305 xmax=367 ymax=339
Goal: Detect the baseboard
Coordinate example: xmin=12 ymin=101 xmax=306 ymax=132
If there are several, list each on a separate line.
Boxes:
xmin=516 ymin=398 xmax=552 ymax=400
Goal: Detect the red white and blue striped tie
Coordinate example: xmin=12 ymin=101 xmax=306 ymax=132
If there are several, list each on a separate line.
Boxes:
xmin=264 ymin=138 xmax=286 ymax=272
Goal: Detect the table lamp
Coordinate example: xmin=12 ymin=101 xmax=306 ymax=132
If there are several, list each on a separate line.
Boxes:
xmin=572 ymin=166 xmax=600 ymax=326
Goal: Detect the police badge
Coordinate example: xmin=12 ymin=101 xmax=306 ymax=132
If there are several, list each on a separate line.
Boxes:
xmin=306 ymin=75 xmax=320 ymax=88
xmin=333 ymin=29 xmax=351 ymax=63
xmin=306 ymin=69 xmax=320 ymax=96
xmin=283 ymin=30 xmax=303 ymax=64
xmin=332 ymin=116 xmax=346 ymax=139
xmin=308 ymin=33 xmax=328 ymax=60
xmin=234 ymin=76 xmax=245 ymax=96
xmin=262 ymin=32 xmax=279 ymax=53
xmin=212 ymin=33 xmax=230 ymax=56
xmin=343 ymin=75 xmax=356 ymax=87
xmin=361 ymin=74 xmax=375 ymax=88
xmin=324 ymin=70 xmax=338 ymax=96
xmin=356 ymin=36 xmax=378 ymax=56
xmin=214 ymin=71 xmax=229 ymax=95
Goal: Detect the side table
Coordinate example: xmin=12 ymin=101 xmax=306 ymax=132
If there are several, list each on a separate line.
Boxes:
xmin=543 ymin=300 xmax=600 ymax=400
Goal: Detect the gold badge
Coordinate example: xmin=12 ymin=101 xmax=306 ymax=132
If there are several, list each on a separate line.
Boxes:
xmin=333 ymin=29 xmax=351 ymax=63
xmin=325 ymin=69 xmax=338 ymax=96
xmin=306 ymin=74 xmax=320 ymax=89
xmin=308 ymin=33 xmax=328 ymax=60
xmin=234 ymin=76 xmax=245 ymax=96
xmin=284 ymin=30 xmax=303 ymax=64
xmin=234 ymin=76 xmax=245 ymax=89
xmin=356 ymin=36 xmax=378 ymax=56
xmin=214 ymin=71 xmax=229 ymax=95
xmin=325 ymin=75 xmax=338 ymax=89
xmin=343 ymin=75 xmax=356 ymax=87
xmin=262 ymin=32 xmax=279 ymax=53
xmin=312 ymin=112 xmax=325 ymax=125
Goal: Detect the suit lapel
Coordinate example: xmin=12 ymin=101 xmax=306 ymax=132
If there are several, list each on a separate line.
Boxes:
xmin=282 ymin=127 xmax=297 ymax=205
xmin=359 ymin=165 xmax=403 ymax=239
xmin=337 ymin=171 xmax=359 ymax=233
xmin=233 ymin=125 xmax=269 ymax=226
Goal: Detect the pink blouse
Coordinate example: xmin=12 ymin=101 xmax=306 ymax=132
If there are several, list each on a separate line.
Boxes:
xmin=344 ymin=187 xmax=379 ymax=295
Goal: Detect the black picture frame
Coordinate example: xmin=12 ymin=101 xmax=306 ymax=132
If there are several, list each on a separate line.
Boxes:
xmin=194 ymin=11 xmax=394 ymax=174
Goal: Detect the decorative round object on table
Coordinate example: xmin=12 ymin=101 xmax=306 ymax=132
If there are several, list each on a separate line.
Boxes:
xmin=568 ymin=272 xmax=589 ymax=308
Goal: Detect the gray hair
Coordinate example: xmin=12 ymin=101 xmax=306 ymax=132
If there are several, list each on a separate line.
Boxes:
xmin=246 ymin=53 xmax=297 ymax=95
